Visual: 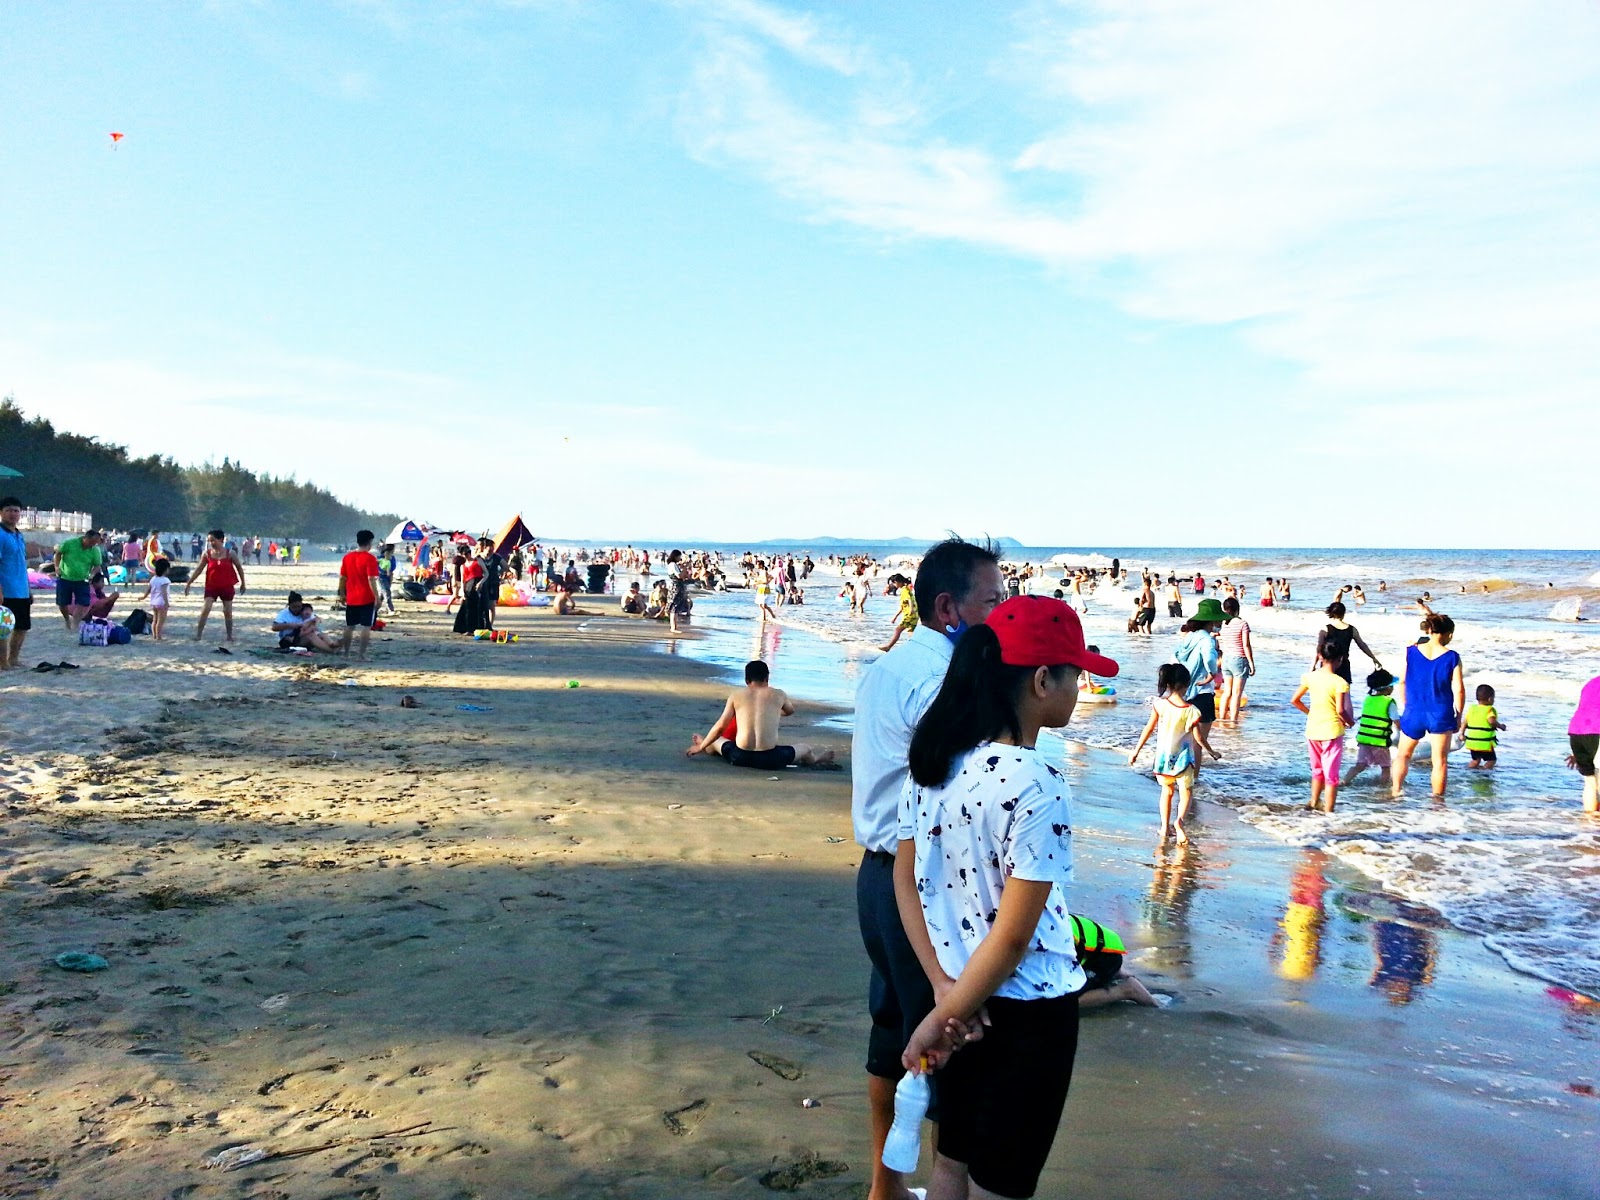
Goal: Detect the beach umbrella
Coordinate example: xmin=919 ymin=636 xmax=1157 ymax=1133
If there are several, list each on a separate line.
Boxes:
xmin=385 ymin=519 xmax=434 ymax=545
xmin=491 ymin=514 xmax=537 ymax=557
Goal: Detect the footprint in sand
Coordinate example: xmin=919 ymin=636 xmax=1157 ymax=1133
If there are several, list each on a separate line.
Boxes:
xmin=747 ymin=1051 xmax=804 ymax=1081
xmin=427 ymin=1142 xmax=490 ymax=1163
xmin=663 ymin=1098 xmax=709 ymax=1136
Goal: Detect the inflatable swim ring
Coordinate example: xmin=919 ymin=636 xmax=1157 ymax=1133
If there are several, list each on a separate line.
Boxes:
xmin=1077 ymin=685 xmax=1117 ymax=705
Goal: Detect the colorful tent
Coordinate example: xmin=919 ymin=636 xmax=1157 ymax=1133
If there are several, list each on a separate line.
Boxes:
xmin=491 ymin=514 xmax=536 ymax=557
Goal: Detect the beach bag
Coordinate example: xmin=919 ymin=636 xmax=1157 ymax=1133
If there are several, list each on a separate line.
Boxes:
xmin=78 ymin=618 xmax=113 ymax=647
xmin=107 ymin=624 xmax=131 ymax=645
xmin=124 ymin=609 xmax=150 ymax=636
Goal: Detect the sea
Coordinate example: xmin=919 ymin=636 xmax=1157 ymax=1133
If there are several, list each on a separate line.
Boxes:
xmin=601 ymin=543 xmax=1600 ymax=1000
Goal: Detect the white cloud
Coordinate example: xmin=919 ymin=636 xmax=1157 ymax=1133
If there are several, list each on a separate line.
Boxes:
xmin=676 ymin=0 xmax=1600 ymax=416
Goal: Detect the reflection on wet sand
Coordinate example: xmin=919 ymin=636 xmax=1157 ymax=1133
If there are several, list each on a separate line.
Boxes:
xmin=1140 ymin=840 xmax=1206 ymax=978
xmin=1274 ymin=849 xmax=1330 ymax=981
xmin=1274 ymin=850 xmax=1444 ymax=1004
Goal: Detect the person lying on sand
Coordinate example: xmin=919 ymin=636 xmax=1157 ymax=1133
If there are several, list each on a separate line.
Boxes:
xmin=686 ymin=660 xmax=836 ymax=769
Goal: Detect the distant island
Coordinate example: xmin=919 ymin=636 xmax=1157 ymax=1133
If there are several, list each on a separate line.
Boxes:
xmin=752 ymin=536 xmax=1025 ymax=550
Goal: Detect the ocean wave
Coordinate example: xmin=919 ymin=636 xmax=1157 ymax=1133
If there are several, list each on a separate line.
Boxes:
xmin=1216 ymin=557 xmax=1262 ymax=569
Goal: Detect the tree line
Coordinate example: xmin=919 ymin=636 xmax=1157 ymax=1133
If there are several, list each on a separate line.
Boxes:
xmin=0 ymin=398 xmax=400 ymax=540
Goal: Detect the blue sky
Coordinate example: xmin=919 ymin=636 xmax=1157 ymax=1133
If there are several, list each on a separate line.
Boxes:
xmin=3 ymin=1 xmax=1598 ymax=547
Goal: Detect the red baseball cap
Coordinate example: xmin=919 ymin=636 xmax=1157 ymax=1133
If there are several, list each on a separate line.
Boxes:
xmin=985 ymin=596 xmax=1119 ymax=677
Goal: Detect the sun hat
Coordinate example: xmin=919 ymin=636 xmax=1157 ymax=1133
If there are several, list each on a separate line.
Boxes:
xmin=985 ymin=596 xmax=1119 ymax=677
xmin=1193 ymin=597 xmax=1228 ymax=623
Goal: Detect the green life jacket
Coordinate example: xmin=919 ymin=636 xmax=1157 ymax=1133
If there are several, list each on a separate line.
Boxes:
xmin=1357 ymin=694 xmax=1395 ymax=747
xmin=1463 ymin=703 xmax=1499 ymax=752
xmin=1070 ymin=914 xmax=1125 ymax=956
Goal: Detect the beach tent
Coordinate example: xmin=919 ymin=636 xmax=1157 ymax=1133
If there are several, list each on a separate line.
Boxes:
xmin=385 ymin=519 xmax=435 ymax=545
xmin=491 ymin=514 xmax=536 ymax=557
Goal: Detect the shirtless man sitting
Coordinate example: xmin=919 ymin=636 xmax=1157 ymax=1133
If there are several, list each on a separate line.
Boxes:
xmin=686 ymin=660 xmax=835 ymax=769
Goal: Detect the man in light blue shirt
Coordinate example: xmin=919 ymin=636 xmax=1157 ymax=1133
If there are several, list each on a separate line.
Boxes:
xmin=0 ymin=497 xmax=33 ymax=670
xmin=850 ymin=537 xmax=1006 ymax=1200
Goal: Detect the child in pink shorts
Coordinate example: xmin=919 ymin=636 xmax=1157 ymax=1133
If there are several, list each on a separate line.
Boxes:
xmin=1292 ymin=650 xmax=1354 ymax=812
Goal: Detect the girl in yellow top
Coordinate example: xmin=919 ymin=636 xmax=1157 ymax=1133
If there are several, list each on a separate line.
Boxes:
xmin=1292 ymin=648 xmax=1354 ymax=813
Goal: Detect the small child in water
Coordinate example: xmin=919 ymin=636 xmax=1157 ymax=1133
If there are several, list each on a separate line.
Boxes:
xmin=1127 ymin=663 xmax=1200 ymax=844
xmin=136 ymin=558 xmax=172 ymax=641
xmin=1460 ymin=684 xmax=1506 ymax=767
xmin=1292 ymin=649 xmax=1354 ymax=812
xmin=1343 ymin=669 xmax=1399 ymax=787
xmin=878 ymin=574 xmax=918 ymax=652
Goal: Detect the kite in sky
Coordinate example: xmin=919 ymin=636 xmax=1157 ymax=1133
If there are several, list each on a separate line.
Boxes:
xmin=109 ymin=132 xmax=123 ymax=148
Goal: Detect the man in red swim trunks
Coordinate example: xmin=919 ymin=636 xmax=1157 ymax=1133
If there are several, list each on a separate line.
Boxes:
xmin=186 ymin=528 xmax=247 ymax=642
xmin=339 ymin=529 xmax=382 ymax=660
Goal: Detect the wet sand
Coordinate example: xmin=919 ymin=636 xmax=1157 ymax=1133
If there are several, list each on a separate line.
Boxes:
xmin=0 ymin=567 xmax=1594 ymax=1198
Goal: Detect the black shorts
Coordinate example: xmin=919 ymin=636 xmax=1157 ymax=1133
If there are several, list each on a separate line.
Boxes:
xmin=1190 ymin=691 xmax=1216 ymax=724
xmin=2 ymin=597 xmax=32 ymax=632
xmin=719 ymin=743 xmax=796 ymax=770
xmin=856 ymin=850 xmax=938 ymax=1111
xmin=1469 ymin=749 xmax=1497 ymax=764
xmin=344 ymin=603 xmax=376 ymax=628
xmin=937 ymin=992 xmax=1079 ymax=1198
xmin=1167 ymin=602 xmax=1183 ymax=617
xmin=1078 ymin=948 xmax=1124 ymax=992
xmin=1570 ymin=734 xmax=1597 ymax=777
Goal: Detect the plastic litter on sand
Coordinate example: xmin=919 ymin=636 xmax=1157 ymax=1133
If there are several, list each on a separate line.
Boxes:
xmin=205 ymin=1146 xmax=268 ymax=1171
xmin=54 ymin=951 xmax=108 ymax=972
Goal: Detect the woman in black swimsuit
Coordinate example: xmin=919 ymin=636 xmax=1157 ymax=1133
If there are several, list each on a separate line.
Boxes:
xmin=1314 ymin=601 xmax=1382 ymax=683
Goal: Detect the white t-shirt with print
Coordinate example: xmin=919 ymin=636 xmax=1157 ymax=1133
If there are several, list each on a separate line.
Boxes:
xmin=898 ymin=742 xmax=1086 ymax=1000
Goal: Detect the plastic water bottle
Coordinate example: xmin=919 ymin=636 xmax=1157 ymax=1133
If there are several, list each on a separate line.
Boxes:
xmin=880 ymin=1062 xmax=929 ymax=1173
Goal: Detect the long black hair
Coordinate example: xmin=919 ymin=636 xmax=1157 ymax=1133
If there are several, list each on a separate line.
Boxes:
xmin=908 ymin=624 xmax=1074 ymax=787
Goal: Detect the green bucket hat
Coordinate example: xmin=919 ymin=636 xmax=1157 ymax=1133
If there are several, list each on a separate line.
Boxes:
xmin=1193 ymin=597 xmax=1228 ymax=623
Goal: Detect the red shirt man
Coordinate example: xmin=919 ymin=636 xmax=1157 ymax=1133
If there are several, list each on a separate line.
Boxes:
xmin=339 ymin=530 xmax=382 ymax=659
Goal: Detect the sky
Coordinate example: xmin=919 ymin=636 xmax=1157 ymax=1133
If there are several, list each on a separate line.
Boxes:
xmin=3 ymin=1 xmax=1599 ymax=548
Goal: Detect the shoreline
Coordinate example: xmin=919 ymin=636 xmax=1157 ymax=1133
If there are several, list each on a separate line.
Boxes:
xmin=0 ymin=568 xmax=1594 ymax=1197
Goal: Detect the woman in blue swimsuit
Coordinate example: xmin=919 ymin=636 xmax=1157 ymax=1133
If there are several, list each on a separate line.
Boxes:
xmin=1392 ymin=613 xmax=1466 ymax=798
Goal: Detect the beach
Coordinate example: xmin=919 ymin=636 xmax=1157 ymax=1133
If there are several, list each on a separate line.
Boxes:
xmin=1 ymin=561 xmax=1595 ymax=1199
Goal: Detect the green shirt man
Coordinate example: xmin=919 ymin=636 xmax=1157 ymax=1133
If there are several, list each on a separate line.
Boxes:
xmin=55 ymin=535 xmax=105 ymax=582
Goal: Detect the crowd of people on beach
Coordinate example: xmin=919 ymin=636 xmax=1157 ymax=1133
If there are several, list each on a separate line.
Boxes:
xmin=3 ymin=504 xmax=1596 ymax=1196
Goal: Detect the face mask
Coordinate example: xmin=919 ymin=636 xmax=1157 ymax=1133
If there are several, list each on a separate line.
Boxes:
xmin=943 ymin=618 xmax=969 ymax=645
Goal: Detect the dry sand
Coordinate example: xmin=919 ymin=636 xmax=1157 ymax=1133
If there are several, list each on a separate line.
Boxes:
xmin=0 ymin=564 xmax=1594 ymax=1199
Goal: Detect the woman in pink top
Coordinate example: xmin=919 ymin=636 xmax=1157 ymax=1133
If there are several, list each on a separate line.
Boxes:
xmin=1217 ymin=597 xmax=1255 ymax=722
xmin=1565 ymin=675 xmax=1600 ymax=814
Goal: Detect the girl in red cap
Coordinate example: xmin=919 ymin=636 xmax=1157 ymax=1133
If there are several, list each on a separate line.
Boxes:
xmin=893 ymin=596 xmax=1116 ymax=1200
